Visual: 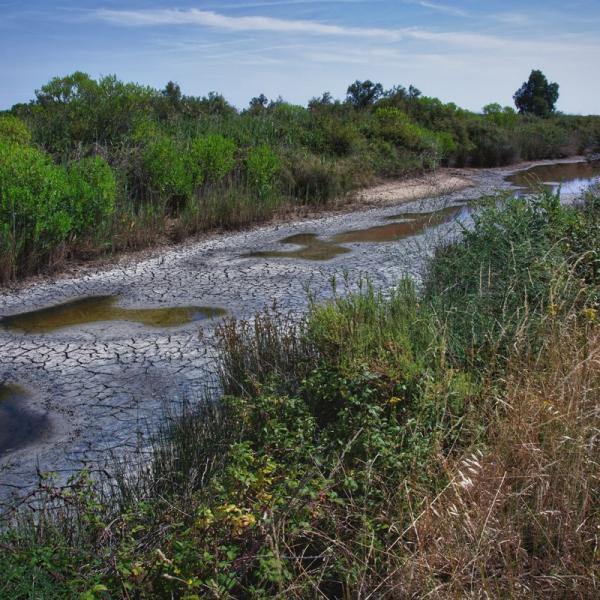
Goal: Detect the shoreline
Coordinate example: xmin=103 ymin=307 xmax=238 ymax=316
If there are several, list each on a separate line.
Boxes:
xmin=0 ymin=155 xmax=587 ymax=295
xmin=0 ymin=153 xmax=591 ymax=505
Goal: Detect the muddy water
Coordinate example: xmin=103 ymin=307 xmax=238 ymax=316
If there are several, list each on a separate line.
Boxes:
xmin=0 ymin=385 xmax=49 ymax=457
xmin=0 ymin=295 xmax=226 ymax=334
xmin=245 ymin=233 xmax=352 ymax=261
xmin=508 ymin=159 xmax=600 ymax=195
xmin=247 ymin=204 xmax=468 ymax=261
xmin=335 ymin=204 xmax=467 ymax=243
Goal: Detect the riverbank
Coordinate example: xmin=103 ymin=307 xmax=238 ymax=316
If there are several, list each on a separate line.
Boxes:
xmin=2 ymin=184 xmax=598 ymax=598
xmin=0 ymin=156 xmax=588 ymax=295
xmin=0 ymin=157 xmax=595 ymax=505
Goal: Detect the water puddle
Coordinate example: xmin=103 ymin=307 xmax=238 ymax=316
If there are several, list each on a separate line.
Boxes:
xmin=335 ymin=205 xmax=466 ymax=243
xmin=508 ymin=160 xmax=600 ymax=196
xmin=0 ymin=295 xmax=226 ymax=334
xmin=245 ymin=233 xmax=351 ymax=261
xmin=0 ymin=384 xmax=49 ymax=457
xmin=244 ymin=204 xmax=468 ymax=261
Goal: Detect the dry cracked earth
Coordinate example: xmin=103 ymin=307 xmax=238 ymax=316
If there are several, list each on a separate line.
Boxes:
xmin=0 ymin=164 xmax=547 ymax=507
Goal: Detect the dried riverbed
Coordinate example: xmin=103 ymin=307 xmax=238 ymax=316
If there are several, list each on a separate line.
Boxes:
xmin=0 ymin=158 xmax=595 ymax=507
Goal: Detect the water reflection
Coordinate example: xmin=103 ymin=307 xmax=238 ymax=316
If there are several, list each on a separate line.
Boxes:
xmin=245 ymin=204 xmax=468 ymax=261
xmin=0 ymin=296 xmax=227 ymax=334
xmin=0 ymin=385 xmax=49 ymax=457
xmin=508 ymin=160 xmax=600 ymax=196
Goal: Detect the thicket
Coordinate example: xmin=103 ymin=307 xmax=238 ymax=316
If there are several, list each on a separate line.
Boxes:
xmin=2 ymin=72 xmax=600 ymax=282
xmin=1 ymin=186 xmax=599 ymax=598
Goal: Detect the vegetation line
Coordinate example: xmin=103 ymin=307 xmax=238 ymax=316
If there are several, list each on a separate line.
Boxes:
xmin=2 ymin=70 xmax=599 ymax=283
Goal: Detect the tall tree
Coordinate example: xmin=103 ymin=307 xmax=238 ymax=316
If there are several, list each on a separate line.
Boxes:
xmin=513 ymin=70 xmax=559 ymax=117
xmin=346 ymin=80 xmax=384 ymax=109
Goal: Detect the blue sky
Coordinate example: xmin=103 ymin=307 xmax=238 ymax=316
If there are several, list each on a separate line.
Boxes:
xmin=1 ymin=1 xmax=599 ymax=113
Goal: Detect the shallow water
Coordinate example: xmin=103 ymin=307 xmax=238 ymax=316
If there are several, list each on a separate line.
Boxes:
xmin=335 ymin=205 xmax=466 ymax=243
xmin=0 ymin=295 xmax=226 ymax=334
xmin=246 ymin=204 xmax=468 ymax=261
xmin=244 ymin=233 xmax=352 ymax=261
xmin=0 ymin=385 xmax=49 ymax=457
xmin=509 ymin=160 xmax=600 ymax=196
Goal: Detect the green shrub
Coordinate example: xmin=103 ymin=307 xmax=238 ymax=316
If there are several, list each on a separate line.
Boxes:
xmin=67 ymin=157 xmax=117 ymax=234
xmin=424 ymin=191 xmax=594 ymax=366
xmin=0 ymin=141 xmax=72 ymax=273
xmin=320 ymin=119 xmax=359 ymax=156
xmin=142 ymin=136 xmax=192 ymax=205
xmin=245 ymin=144 xmax=280 ymax=197
xmin=517 ymin=119 xmax=571 ymax=160
xmin=374 ymin=107 xmax=452 ymax=166
xmin=375 ymin=107 xmax=423 ymax=147
xmin=0 ymin=115 xmax=31 ymax=145
xmin=468 ymin=121 xmax=518 ymax=166
xmin=188 ymin=134 xmax=236 ymax=185
xmin=289 ymin=154 xmax=345 ymax=205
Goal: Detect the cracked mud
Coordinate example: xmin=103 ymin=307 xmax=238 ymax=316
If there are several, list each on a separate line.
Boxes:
xmin=0 ymin=160 xmax=589 ymax=507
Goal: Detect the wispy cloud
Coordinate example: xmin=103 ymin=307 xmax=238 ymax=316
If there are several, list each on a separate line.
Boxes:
xmin=91 ymin=8 xmax=402 ymax=40
xmin=87 ymin=7 xmax=600 ymax=57
xmin=417 ymin=2 xmax=469 ymax=18
xmin=493 ymin=12 xmax=530 ymax=25
xmin=210 ymin=0 xmax=370 ymax=8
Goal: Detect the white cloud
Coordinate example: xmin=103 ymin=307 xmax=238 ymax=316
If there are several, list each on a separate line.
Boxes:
xmin=88 ymin=7 xmax=574 ymax=53
xmin=417 ymin=2 xmax=469 ymax=18
xmin=92 ymin=8 xmax=402 ymax=40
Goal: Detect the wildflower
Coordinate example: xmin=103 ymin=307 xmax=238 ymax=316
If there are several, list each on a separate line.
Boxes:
xmin=389 ymin=396 xmax=402 ymax=406
xmin=582 ymin=307 xmax=597 ymax=322
xmin=195 ymin=507 xmax=215 ymax=528
xmin=230 ymin=512 xmax=257 ymax=534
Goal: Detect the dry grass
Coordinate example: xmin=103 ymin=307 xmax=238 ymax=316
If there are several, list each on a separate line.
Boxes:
xmin=393 ymin=317 xmax=600 ymax=598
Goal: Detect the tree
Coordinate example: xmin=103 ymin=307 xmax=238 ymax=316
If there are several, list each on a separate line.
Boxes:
xmin=248 ymin=94 xmax=269 ymax=114
xmin=162 ymin=81 xmax=182 ymax=107
xmin=308 ymin=91 xmax=333 ymax=110
xmin=513 ymin=70 xmax=559 ymax=117
xmin=346 ymin=80 xmax=384 ymax=109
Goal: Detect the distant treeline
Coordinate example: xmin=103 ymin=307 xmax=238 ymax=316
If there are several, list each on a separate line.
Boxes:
xmin=1 ymin=72 xmax=600 ymax=282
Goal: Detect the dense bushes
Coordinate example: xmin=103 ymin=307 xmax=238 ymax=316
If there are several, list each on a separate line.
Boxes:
xmin=142 ymin=136 xmax=193 ymax=206
xmin=0 ymin=140 xmax=116 ymax=280
xmin=245 ymin=144 xmax=280 ymax=197
xmin=2 ymin=72 xmax=600 ymax=281
xmin=189 ymin=134 xmax=236 ymax=185
xmin=67 ymin=157 xmax=117 ymax=235
xmin=0 ymin=115 xmax=31 ymax=145
xmin=2 ymin=188 xmax=598 ymax=598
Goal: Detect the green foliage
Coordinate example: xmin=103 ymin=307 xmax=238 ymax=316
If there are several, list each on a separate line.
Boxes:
xmin=142 ymin=136 xmax=193 ymax=204
xmin=188 ymin=134 xmax=236 ymax=185
xmin=467 ymin=121 xmax=518 ymax=166
xmin=424 ymin=191 xmax=598 ymax=366
xmin=67 ymin=157 xmax=117 ymax=234
xmin=346 ymin=80 xmax=384 ymax=109
xmin=26 ymin=71 xmax=156 ymax=157
xmin=0 ymin=143 xmax=118 ymax=278
xmin=516 ymin=119 xmax=571 ymax=160
xmin=514 ymin=69 xmax=560 ymax=117
xmin=374 ymin=107 xmax=455 ymax=165
xmin=2 ymin=188 xmax=599 ymax=597
xmin=0 ymin=114 xmax=31 ymax=145
xmin=0 ymin=141 xmax=72 ymax=270
xmin=483 ymin=103 xmax=518 ymax=127
xmin=245 ymin=144 xmax=280 ymax=197
xmin=3 ymin=71 xmax=600 ymax=280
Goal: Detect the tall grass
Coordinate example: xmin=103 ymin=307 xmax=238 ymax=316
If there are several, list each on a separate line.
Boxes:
xmin=1 ymin=188 xmax=599 ymax=599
